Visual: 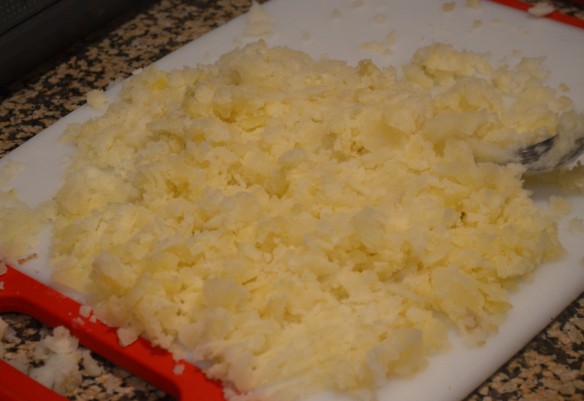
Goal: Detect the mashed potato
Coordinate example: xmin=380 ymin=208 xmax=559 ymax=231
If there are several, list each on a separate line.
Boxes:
xmin=2 ymin=41 xmax=582 ymax=401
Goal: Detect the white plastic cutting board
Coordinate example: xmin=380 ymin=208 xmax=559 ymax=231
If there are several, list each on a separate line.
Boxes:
xmin=1 ymin=1 xmax=584 ymax=401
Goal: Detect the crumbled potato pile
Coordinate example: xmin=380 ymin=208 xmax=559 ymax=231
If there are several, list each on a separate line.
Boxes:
xmin=2 ymin=41 xmax=582 ymax=401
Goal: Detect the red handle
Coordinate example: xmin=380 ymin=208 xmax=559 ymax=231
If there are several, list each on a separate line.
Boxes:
xmin=0 ymin=358 xmax=67 ymax=401
xmin=0 ymin=265 xmax=225 ymax=401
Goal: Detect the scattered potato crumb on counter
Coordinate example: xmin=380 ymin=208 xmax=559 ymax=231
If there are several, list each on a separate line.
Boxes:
xmin=243 ymin=1 xmax=275 ymax=37
xmin=467 ymin=0 xmax=481 ymax=8
xmin=0 ymin=321 xmax=102 ymax=396
xmin=1 ymin=40 xmax=583 ymax=401
xmin=473 ymin=19 xmax=483 ymax=28
xmin=559 ymin=83 xmax=570 ymax=93
xmin=330 ymin=9 xmax=342 ymax=20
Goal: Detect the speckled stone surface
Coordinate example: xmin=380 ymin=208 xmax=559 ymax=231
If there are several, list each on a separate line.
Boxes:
xmin=0 ymin=0 xmax=583 ymax=400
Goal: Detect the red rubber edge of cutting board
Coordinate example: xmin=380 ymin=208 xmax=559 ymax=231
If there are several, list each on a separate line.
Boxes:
xmin=490 ymin=0 xmax=584 ymax=29
xmin=0 ymin=265 xmax=225 ymax=401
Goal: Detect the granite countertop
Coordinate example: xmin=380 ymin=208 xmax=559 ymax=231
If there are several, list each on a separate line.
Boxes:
xmin=0 ymin=0 xmax=583 ymax=400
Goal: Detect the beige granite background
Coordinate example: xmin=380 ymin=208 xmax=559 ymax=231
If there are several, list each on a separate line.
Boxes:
xmin=0 ymin=0 xmax=583 ymax=400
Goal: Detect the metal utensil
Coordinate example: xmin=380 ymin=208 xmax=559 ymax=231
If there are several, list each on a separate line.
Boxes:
xmin=514 ymin=134 xmax=584 ymax=172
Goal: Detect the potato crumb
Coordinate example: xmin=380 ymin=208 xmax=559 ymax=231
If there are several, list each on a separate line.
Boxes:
xmin=86 ymin=89 xmax=109 ymax=111
xmin=330 ymin=9 xmax=341 ymax=20
xmin=81 ymin=349 xmax=103 ymax=376
xmin=79 ymin=304 xmax=93 ymax=318
xmin=442 ymin=2 xmax=455 ymax=12
xmin=117 ymin=326 xmax=139 ymax=347
xmin=30 ymin=348 xmax=81 ymax=394
xmin=528 ymin=2 xmax=555 ymax=17
xmin=43 ymin=326 xmax=79 ymax=353
xmin=467 ymin=0 xmax=481 ymax=8
xmin=473 ymin=19 xmax=483 ymax=28
xmin=243 ymin=1 xmax=275 ymax=37
xmin=361 ymin=30 xmax=397 ymax=56
xmin=173 ymin=363 xmax=186 ymax=376
xmin=559 ymin=83 xmax=570 ymax=93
